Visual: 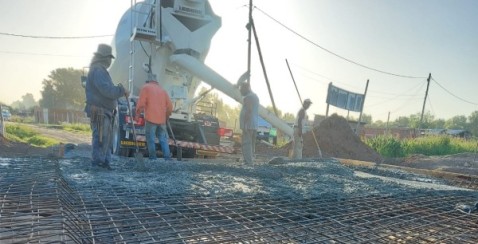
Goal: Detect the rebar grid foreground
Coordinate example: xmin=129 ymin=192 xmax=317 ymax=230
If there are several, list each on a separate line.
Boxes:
xmin=0 ymin=158 xmax=88 ymax=243
xmin=1 ymin=159 xmax=477 ymax=243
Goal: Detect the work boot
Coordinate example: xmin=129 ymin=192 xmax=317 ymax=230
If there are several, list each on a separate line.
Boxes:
xmin=101 ymin=161 xmax=113 ymax=170
xmin=102 ymin=164 xmax=112 ymax=170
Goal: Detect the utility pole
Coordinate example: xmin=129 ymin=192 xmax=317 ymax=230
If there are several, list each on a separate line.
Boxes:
xmin=386 ymin=112 xmax=390 ymax=135
xmin=246 ymin=0 xmax=253 ymax=85
xmin=419 ymin=73 xmax=432 ymax=134
xmin=0 ymin=105 xmax=4 ymax=137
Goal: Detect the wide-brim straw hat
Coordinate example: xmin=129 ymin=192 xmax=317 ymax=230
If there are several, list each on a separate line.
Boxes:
xmin=94 ymin=44 xmax=115 ymax=59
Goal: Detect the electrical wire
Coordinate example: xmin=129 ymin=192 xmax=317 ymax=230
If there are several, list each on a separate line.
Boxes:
xmin=253 ymin=6 xmax=427 ymax=79
xmin=427 ymin=93 xmax=436 ymax=117
xmin=431 ymin=77 xmax=478 ymax=106
xmin=365 ymin=79 xmax=426 ymax=108
xmin=0 ymin=32 xmax=113 ymax=39
xmin=0 ymin=50 xmax=85 ymax=58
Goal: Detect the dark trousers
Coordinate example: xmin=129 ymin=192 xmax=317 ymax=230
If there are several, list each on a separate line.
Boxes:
xmin=90 ymin=114 xmax=113 ymax=166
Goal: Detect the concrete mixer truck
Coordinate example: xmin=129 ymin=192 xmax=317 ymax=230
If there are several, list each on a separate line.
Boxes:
xmin=107 ymin=0 xmax=293 ymax=158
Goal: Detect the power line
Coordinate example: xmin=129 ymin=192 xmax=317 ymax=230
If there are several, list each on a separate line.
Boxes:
xmin=431 ymin=77 xmax=478 ymax=105
xmin=254 ymin=6 xmax=427 ymax=79
xmin=367 ymin=79 xmax=426 ymax=108
xmin=0 ymin=32 xmax=113 ymax=39
xmin=288 ymin=59 xmax=427 ymax=102
xmin=0 ymin=50 xmax=85 ymax=58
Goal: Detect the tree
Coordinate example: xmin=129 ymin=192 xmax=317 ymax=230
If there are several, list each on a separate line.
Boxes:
xmin=445 ymin=115 xmax=467 ymax=129
xmin=360 ymin=113 xmax=372 ymax=125
xmin=39 ymin=68 xmax=85 ymax=110
xmin=197 ymin=88 xmax=239 ymax=129
xmin=11 ymin=93 xmax=38 ymax=110
xmin=394 ymin=116 xmax=410 ymax=128
xmin=282 ymin=112 xmax=295 ymax=123
xmin=468 ymin=111 xmax=478 ymax=137
xmin=39 ymin=80 xmax=57 ymax=109
xmin=431 ymin=118 xmax=446 ymax=129
xmin=407 ymin=111 xmax=434 ymax=129
xmin=370 ymin=120 xmax=386 ymax=128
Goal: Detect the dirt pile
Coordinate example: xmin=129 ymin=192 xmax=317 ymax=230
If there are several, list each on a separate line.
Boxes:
xmin=310 ymin=114 xmax=382 ymax=162
xmin=256 ymin=114 xmax=383 ymax=162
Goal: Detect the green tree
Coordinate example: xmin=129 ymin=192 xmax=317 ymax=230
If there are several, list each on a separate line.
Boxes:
xmin=11 ymin=93 xmax=38 ymax=110
xmin=39 ymin=68 xmax=85 ymax=110
xmin=408 ymin=112 xmax=434 ymax=129
xmin=360 ymin=113 xmax=372 ymax=124
xmin=445 ymin=115 xmax=467 ymax=129
xmin=39 ymin=80 xmax=57 ymax=109
xmin=431 ymin=118 xmax=446 ymax=129
xmin=371 ymin=120 xmax=386 ymax=128
xmin=21 ymin=93 xmax=37 ymax=108
xmin=282 ymin=112 xmax=295 ymax=123
xmin=468 ymin=111 xmax=478 ymax=137
xmin=394 ymin=116 xmax=410 ymax=127
xmin=197 ymin=88 xmax=240 ymax=130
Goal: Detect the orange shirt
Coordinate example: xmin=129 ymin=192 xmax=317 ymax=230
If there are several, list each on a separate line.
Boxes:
xmin=135 ymin=81 xmax=173 ymax=125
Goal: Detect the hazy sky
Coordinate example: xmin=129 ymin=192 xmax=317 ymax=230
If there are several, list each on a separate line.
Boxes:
xmin=0 ymin=0 xmax=477 ymax=122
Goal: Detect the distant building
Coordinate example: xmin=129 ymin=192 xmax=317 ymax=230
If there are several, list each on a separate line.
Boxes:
xmin=445 ymin=129 xmax=472 ymax=139
xmin=362 ymin=127 xmax=472 ymax=139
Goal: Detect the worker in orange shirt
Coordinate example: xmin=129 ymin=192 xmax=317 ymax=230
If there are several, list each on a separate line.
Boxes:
xmin=135 ymin=74 xmax=173 ymax=161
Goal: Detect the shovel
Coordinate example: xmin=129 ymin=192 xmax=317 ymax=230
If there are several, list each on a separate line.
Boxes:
xmin=167 ymin=119 xmax=182 ymax=161
xmin=124 ymin=95 xmax=145 ymax=169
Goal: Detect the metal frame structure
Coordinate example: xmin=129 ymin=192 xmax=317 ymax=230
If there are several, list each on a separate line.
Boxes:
xmin=1 ymin=158 xmax=477 ymax=243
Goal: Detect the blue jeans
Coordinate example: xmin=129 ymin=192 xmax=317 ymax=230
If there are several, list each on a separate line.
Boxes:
xmin=90 ymin=114 xmax=113 ymax=167
xmin=145 ymin=121 xmax=171 ymax=160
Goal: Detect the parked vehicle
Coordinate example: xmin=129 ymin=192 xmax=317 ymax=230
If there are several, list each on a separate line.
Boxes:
xmin=1 ymin=108 xmax=11 ymax=121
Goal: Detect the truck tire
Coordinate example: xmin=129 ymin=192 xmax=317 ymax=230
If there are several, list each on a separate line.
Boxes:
xmin=112 ymin=111 xmax=130 ymax=157
xmin=112 ymin=112 xmax=120 ymax=155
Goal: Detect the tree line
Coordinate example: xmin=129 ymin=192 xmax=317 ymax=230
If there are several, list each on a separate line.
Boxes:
xmin=4 ymin=67 xmax=478 ymax=137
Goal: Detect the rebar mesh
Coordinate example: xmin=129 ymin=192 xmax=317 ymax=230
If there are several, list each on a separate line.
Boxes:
xmin=1 ymin=158 xmax=477 ymax=243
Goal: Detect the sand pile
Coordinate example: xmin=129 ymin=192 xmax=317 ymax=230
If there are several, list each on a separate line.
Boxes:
xmin=306 ymin=114 xmax=383 ymax=162
xmin=256 ymin=114 xmax=382 ymax=163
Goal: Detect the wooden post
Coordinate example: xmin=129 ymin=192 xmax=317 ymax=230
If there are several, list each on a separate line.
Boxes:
xmin=386 ymin=111 xmax=390 ymax=135
xmin=0 ymin=105 xmax=4 ymax=137
xmin=325 ymin=82 xmax=332 ymax=117
xmin=355 ymin=79 xmax=369 ymax=135
xmin=419 ymin=73 xmax=432 ymax=134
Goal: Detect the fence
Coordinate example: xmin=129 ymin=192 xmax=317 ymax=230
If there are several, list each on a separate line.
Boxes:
xmin=34 ymin=108 xmax=89 ymax=124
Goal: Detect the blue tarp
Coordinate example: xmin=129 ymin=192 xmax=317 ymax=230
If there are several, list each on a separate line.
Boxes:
xmin=258 ymin=116 xmax=271 ymax=128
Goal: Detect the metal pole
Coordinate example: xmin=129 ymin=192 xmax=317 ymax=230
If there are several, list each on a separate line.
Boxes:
xmin=246 ymin=0 xmax=253 ymax=85
xmin=325 ymin=82 xmax=332 ymax=117
xmin=419 ymin=73 xmax=432 ymax=133
xmin=355 ymin=79 xmax=369 ymax=135
xmin=286 ymin=59 xmax=302 ymax=104
xmin=251 ymin=20 xmax=278 ymax=116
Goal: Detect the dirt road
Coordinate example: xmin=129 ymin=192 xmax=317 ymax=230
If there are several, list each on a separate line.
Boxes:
xmin=21 ymin=123 xmax=91 ymax=145
xmin=0 ymin=122 xmax=91 ymax=157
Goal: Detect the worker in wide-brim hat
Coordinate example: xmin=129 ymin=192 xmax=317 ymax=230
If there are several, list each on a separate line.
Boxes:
xmin=291 ymin=98 xmax=312 ymax=159
xmin=84 ymin=43 xmax=129 ymax=170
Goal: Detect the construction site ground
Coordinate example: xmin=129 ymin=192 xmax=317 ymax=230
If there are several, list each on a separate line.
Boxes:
xmin=1 ymin=115 xmax=477 ymax=243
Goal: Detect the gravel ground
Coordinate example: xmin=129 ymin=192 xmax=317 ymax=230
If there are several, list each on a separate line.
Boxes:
xmin=59 ymin=146 xmax=474 ymax=200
